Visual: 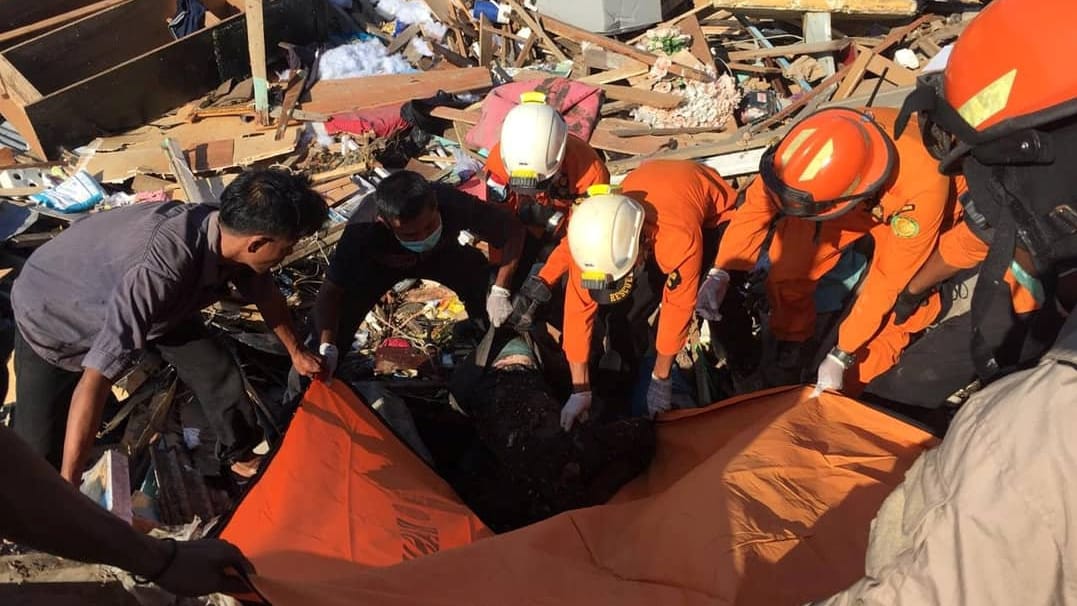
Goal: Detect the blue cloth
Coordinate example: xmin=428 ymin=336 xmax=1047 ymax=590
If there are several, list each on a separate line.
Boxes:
xmin=630 ymin=354 xmax=694 ymax=417
xmin=815 ymin=249 xmax=868 ymax=314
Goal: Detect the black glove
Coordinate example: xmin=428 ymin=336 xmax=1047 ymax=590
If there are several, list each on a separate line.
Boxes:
xmin=892 ymin=288 xmax=931 ymax=325
xmin=507 ymin=276 xmax=552 ymax=332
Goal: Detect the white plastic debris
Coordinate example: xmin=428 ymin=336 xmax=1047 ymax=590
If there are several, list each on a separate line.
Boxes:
xmin=375 ymin=0 xmax=448 ymax=38
xmin=31 ymin=170 xmax=106 ymax=213
xmin=317 ymin=38 xmax=414 ymax=80
xmin=894 ymin=48 xmax=920 ymax=70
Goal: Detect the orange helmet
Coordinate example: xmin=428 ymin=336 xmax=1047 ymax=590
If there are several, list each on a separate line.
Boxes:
xmin=760 ymin=107 xmax=896 ymax=221
xmin=896 ymin=0 xmax=1077 ymax=170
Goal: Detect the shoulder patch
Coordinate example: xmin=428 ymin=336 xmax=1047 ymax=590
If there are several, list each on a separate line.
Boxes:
xmin=891 ymin=215 xmax=920 ymax=239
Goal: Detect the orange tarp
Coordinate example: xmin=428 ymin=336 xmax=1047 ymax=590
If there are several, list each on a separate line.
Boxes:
xmin=223 ymin=381 xmax=934 ymax=605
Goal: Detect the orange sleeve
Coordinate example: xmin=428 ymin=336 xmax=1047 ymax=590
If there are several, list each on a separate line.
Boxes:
xmin=654 ymin=229 xmax=704 ymax=357
xmin=571 ymin=155 xmax=610 ymax=194
xmin=536 ymin=238 xmax=573 ymax=285
xmin=714 ymin=179 xmax=776 ymax=272
xmin=483 ymin=142 xmax=508 ymax=184
xmin=837 ymin=201 xmax=944 ymax=354
xmin=936 ymin=221 xmax=989 ymax=270
xmin=561 ymin=264 xmax=597 ymax=364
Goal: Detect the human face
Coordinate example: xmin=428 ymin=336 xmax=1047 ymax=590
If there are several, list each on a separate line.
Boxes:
xmin=387 ymin=207 xmax=443 ymax=251
xmin=245 ymin=236 xmax=297 ymax=273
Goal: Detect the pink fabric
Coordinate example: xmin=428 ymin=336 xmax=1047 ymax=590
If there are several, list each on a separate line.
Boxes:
xmin=326 ymin=103 xmax=410 ymax=138
xmin=465 ymin=78 xmax=602 ymax=151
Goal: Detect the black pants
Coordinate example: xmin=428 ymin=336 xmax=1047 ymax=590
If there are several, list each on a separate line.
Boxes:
xmin=12 ymin=320 xmax=259 ymax=469
xmin=333 ymin=244 xmax=492 ymax=354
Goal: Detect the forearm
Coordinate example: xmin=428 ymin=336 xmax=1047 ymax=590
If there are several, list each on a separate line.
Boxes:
xmin=61 ymin=369 xmax=112 ymax=484
xmin=652 ymin=353 xmax=675 ymax=381
xmin=907 ymin=249 xmax=962 ymax=295
xmin=494 ymin=256 xmax=519 ymax=289
xmin=314 ymin=282 xmax=344 ymax=345
xmin=255 ymin=286 xmax=303 ymax=355
xmin=569 ymin=361 xmax=590 ymax=392
xmin=0 ymin=426 xmax=168 ymax=574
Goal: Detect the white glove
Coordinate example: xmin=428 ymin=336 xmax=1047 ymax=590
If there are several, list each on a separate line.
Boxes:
xmin=560 ymin=391 xmax=592 ymax=432
xmin=318 ymin=342 xmax=339 ymax=384
xmin=647 ymin=374 xmax=673 ymax=418
xmin=695 ymin=268 xmax=731 ymax=321
xmin=487 ymin=285 xmax=513 ymax=327
xmin=810 ymin=353 xmax=847 ymax=398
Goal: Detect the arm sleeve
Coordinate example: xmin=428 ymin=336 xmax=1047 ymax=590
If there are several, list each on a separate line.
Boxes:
xmin=714 ymin=179 xmax=777 ymax=272
xmin=325 ymin=223 xmax=366 ymax=289
xmin=232 ymin=270 xmax=279 ymax=306
xmin=561 ymin=264 xmax=597 ymax=364
xmin=83 ymin=266 xmax=183 ymax=381
xmin=837 ymin=203 xmax=943 ymax=354
xmin=537 ymin=239 xmax=573 ymax=285
xmin=574 ymin=157 xmax=610 ymax=193
xmin=450 ymin=189 xmax=526 ymax=265
xmin=936 ymin=222 xmax=989 ymax=270
xmin=655 ymin=231 xmax=704 ymax=357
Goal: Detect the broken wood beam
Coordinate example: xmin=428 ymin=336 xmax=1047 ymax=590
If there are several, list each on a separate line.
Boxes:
xmin=305 ymin=67 xmax=492 ymax=115
xmin=541 ymin=15 xmax=713 ymax=82
xmin=599 ymin=84 xmax=683 ymax=109
xmin=503 ymin=0 xmax=569 ymax=63
xmin=708 ymin=0 xmax=919 ymax=17
xmin=727 ymin=39 xmax=850 ymax=61
xmin=244 ymin=0 xmax=270 ymax=125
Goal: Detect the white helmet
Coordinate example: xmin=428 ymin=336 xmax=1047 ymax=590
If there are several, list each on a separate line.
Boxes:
xmin=499 ymin=92 xmax=568 ymax=192
xmin=567 ymin=185 xmax=646 ymax=291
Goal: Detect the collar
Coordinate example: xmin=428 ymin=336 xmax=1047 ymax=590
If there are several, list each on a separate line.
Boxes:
xmin=203 ymin=210 xmax=231 ymax=285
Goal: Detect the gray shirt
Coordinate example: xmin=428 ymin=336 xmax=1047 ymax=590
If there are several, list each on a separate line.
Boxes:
xmin=11 ymin=202 xmax=273 ymax=380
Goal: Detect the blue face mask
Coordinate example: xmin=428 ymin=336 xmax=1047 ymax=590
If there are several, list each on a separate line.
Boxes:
xmin=398 ymin=222 xmax=443 ymax=253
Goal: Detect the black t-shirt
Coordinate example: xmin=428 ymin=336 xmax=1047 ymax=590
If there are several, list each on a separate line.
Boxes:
xmin=327 ymin=184 xmax=520 ymax=289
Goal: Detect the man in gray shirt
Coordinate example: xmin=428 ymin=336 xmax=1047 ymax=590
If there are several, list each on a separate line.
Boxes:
xmin=10 ymin=168 xmax=328 ymax=483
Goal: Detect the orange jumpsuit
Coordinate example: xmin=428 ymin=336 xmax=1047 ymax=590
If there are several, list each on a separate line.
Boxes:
xmin=542 ymin=161 xmax=737 ymax=364
xmin=485 ymin=134 xmax=609 ymax=280
xmin=715 ymin=107 xmax=958 ymax=391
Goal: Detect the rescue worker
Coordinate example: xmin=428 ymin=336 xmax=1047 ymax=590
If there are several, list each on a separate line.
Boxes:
xmin=313 ymin=171 xmax=525 ymax=376
xmin=699 ymin=106 xmax=956 ymax=394
xmin=484 ymin=92 xmax=609 ymax=285
xmin=813 ymin=1 xmax=1077 ymax=602
xmin=10 ymin=169 xmax=328 ymax=483
xmin=531 ymin=161 xmax=738 ymax=430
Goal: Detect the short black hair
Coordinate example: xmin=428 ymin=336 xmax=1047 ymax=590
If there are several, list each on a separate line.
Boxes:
xmin=375 ymin=170 xmax=437 ymax=222
xmin=219 ymin=168 xmax=328 ymax=240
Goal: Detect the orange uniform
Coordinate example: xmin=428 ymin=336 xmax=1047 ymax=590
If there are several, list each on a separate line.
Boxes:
xmin=544 ymin=161 xmax=737 ymax=363
xmin=485 ymin=135 xmax=608 ymax=280
xmin=937 ymin=221 xmax=1041 ymax=314
xmin=716 ymin=107 xmax=958 ymax=387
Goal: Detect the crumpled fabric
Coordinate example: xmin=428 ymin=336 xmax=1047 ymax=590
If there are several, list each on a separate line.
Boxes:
xmin=466 ymin=78 xmax=602 ymax=152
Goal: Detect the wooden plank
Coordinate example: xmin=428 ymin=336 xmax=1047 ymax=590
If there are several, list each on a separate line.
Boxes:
xmin=503 ymin=0 xmax=569 ymax=63
xmin=512 ymin=33 xmax=538 ymax=69
xmin=478 ymin=14 xmax=494 ymax=66
xmin=311 ymin=161 xmax=369 ymax=184
xmin=275 ymin=68 xmax=307 ymax=140
xmin=429 ymin=106 xmax=480 ymax=124
xmin=245 ymin=0 xmax=270 ymax=124
xmin=589 ymin=119 xmax=674 ymax=156
xmin=866 ymin=53 xmax=917 ymax=87
xmin=833 ymin=45 xmax=874 ymax=101
xmin=708 ymin=0 xmax=918 ymax=16
xmin=599 ymin=84 xmax=683 ymax=109
xmin=304 ymin=67 xmax=492 ymax=115
xmin=387 ymin=22 xmax=421 ymax=55
xmin=678 ymin=14 xmax=718 ymax=74
xmin=0 ymin=55 xmax=43 ymax=105
xmin=576 ymin=65 xmax=649 ymax=85
xmin=727 ymin=39 xmax=850 ymax=61
xmin=541 ymin=15 xmax=713 ymax=82
xmin=0 ymin=0 xmax=130 ymax=45
xmin=610 ymin=125 xmax=725 ymax=137
xmin=727 ymin=62 xmax=782 ymax=74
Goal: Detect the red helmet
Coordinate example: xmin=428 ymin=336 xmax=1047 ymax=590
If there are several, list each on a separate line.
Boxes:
xmin=896 ymin=0 xmax=1077 ymax=170
xmin=761 ymin=107 xmax=896 ymax=221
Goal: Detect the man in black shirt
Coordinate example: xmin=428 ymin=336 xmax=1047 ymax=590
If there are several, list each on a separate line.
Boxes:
xmin=314 ymin=171 xmax=525 ymax=374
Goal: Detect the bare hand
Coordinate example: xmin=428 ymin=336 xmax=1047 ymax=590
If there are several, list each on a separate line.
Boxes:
xmin=290 ymin=347 xmax=325 ymax=378
xmin=153 ymin=539 xmax=255 ymax=597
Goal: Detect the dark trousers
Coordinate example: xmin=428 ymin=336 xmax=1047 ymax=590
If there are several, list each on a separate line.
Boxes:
xmin=12 ymin=320 xmax=259 ymax=469
xmin=333 ymin=244 xmax=492 ymax=354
